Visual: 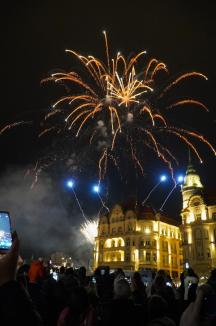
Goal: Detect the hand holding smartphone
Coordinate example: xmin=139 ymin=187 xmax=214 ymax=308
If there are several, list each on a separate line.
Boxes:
xmin=0 ymin=211 xmax=13 ymax=254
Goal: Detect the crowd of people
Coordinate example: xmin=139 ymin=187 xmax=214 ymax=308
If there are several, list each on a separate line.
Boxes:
xmin=0 ymin=232 xmax=216 ymax=325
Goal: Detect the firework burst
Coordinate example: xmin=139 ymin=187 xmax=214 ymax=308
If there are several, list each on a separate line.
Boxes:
xmin=40 ymin=32 xmax=215 ymax=182
xmin=80 ymin=219 xmax=98 ymax=244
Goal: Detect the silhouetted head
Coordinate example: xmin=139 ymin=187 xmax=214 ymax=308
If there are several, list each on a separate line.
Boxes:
xmin=114 ymin=278 xmax=131 ymax=299
xmin=78 ymin=266 xmax=86 ymax=278
xmin=148 ymin=295 xmax=168 ymax=320
xmin=60 ymin=266 xmax=66 ymax=274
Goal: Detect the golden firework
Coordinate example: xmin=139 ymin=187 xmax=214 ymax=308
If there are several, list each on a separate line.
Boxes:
xmin=41 ymin=32 xmax=215 ymax=181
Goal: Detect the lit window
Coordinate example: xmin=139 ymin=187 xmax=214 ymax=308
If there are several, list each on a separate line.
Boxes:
xmin=146 ymin=240 xmax=151 ymax=247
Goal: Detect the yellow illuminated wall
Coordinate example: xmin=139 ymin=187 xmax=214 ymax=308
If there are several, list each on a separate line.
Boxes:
xmin=181 ymin=164 xmax=216 ymax=277
xmin=94 ymin=205 xmax=183 ymax=278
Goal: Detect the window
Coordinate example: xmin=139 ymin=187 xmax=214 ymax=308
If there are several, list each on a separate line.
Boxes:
xmin=161 ymin=228 xmax=166 ymax=235
xmin=118 ymin=239 xmax=122 ymax=247
xmin=127 ymin=224 xmax=132 ymax=231
xmin=192 ymin=200 xmax=200 ymax=207
xmin=146 ymin=240 xmax=151 ymax=247
xmin=153 ymin=253 xmax=157 ymax=262
xmin=195 ymin=228 xmax=202 ymax=239
xmin=132 ymin=241 xmax=135 ymax=246
xmin=112 ymin=228 xmax=116 ymax=235
xmin=164 ymin=255 xmax=169 ymax=265
xmin=140 ymin=240 xmax=144 ymax=246
xmin=163 ymin=241 xmax=168 ymax=251
xmin=204 ymin=230 xmax=209 ymax=239
xmin=125 ymin=254 xmax=130 ymax=261
xmin=126 ymin=239 xmax=130 ymax=246
xmin=195 ymin=214 xmax=201 ymax=221
xmin=111 ymin=240 xmax=115 ymax=247
xmin=183 ymin=232 xmax=188 ymax=243
xmin=212 ymin=212 xmax=216 ymax=220
xmin=146 ymin=252 xmax=151 ymax=262
xmin=118 ymin=226 xmax=122 ymax=234
xmin=117 ymin=253 xmax=121 ymax=261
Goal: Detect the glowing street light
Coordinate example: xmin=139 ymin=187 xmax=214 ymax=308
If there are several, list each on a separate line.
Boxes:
xmin=160 ymin=175 xmax=167 ymax=182
xmin=177 ymin=175 xmax=184 ymax=183
xmin=66 ymin=179 xmax=74 ymax=189
xmin=93 ymin=185 xmax=100 ymax=193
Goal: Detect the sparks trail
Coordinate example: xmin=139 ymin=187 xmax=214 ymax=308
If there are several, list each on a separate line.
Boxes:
xmin=40 ymin=32 xmax=215 ymax=180
xmin=0 ymin=121 xmax=32 ymax=135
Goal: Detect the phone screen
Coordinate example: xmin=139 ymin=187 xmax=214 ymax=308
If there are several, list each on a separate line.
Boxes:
xmin=0 ymin=212 xmax=12 ymax=252
xmin=53 ymin=272 xmax=58 ymax=281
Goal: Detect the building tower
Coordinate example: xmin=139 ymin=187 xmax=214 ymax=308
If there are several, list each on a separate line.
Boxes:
xmin=181 ymin=157 xmax=216 ymax=277
xmin=181 ymin=152 xmax=203 ymax=211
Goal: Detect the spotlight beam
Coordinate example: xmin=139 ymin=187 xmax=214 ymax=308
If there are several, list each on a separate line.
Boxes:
xmin=159 ymin=185 xmax=177 ymax=211
xmin=66 ymin=179 xmax=87 ymax=221
xmin=93 ymin=184 xmax=110 ymax=213
xmin=142 ymin=175 xmax=167 ymax=206
xmin=159 ymin=175 xmax=184 ymax=211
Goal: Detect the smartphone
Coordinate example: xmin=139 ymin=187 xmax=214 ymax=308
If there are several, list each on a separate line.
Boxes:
xmin=0 ymin=211 xmax=12 ymax=253
xmin=185 ymin=262 xmax=189 ymax=269
xmin=92 ymin=277 xmax=96 ymax=284
xmin=53 ymin=272 xmax=58 ymax=281
xmin=166 ymin=282 xmax=172 ymax=287
xmin=101 ymin=269 xmax=105 ymax=275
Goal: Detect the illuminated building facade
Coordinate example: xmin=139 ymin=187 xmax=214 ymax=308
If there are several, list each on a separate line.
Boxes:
xmin=94 ymin=204 xmax=183 ymax=278
xmin=181 ymin=162 xmax=216 ymax=277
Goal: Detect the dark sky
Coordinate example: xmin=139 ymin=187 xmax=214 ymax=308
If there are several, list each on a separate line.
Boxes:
xmin=2 ymin=0 xmax=216 ymax=221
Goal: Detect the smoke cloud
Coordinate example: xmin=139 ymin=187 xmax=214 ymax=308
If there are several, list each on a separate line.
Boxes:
xmin=0 ymin=168 xmax=93 ymax=266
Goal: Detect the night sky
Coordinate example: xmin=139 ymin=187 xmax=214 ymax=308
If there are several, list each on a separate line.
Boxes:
xmin=2 ymin=0 xmax=216 ymax=225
